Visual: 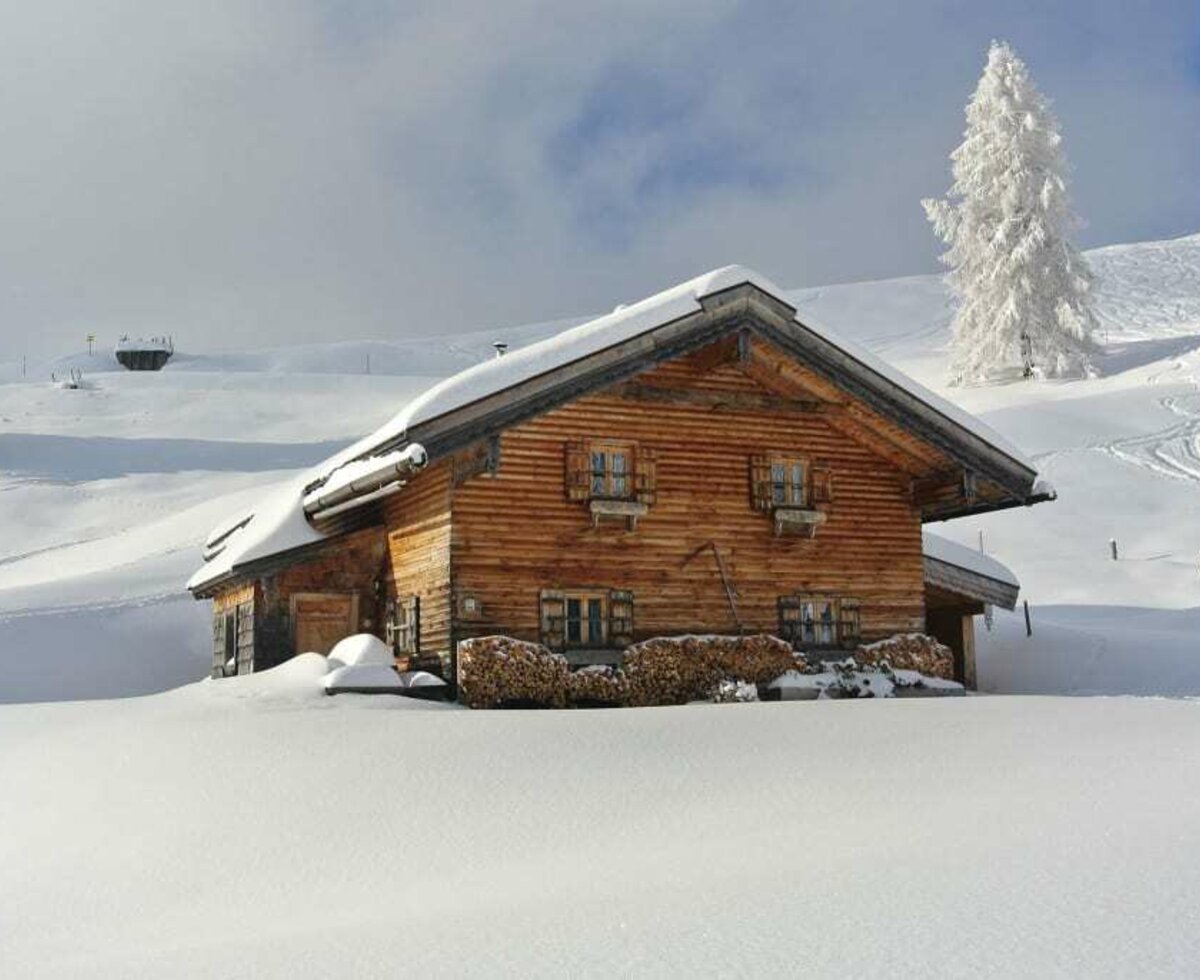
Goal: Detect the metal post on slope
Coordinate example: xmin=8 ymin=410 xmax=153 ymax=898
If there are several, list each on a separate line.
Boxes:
xmin=1024 ymin=600 xmax=1032 ymax=637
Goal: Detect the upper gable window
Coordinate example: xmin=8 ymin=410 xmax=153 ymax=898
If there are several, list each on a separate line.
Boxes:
xmin=590 ymin=442 xmax=632 ymax=499
xmin=566 ymin=439 xmax=657 ymax=511
xmin=770 ymin=458 xmax=806 ymax=507
xmin=751 ymin=454 xmax=832 ymax=513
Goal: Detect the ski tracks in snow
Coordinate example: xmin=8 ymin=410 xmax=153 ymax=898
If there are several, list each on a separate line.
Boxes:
xmin=1102 ymin=392 xmax=1200 ymax=485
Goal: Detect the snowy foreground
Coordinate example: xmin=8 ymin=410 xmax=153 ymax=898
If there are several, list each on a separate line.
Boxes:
xmin=3 ymin=676 xmax=1200 ymax=976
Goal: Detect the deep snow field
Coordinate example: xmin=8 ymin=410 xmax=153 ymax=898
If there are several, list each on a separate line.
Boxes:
xmin=2 ymin=232 xmax=1200 ymax=975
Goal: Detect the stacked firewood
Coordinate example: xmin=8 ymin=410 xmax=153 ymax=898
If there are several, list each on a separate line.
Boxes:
xmin=458 ymin=635 xmax=570 ymax=709
xmin=709 ymin=634 xmax=803 ymax=684
xmin=623 ymin=634 xmax=802 ymax=706
xmin=855 ymin=633 xmax=954 ymax=680
xmin=566 ymin=665 xmax=628 ymax=707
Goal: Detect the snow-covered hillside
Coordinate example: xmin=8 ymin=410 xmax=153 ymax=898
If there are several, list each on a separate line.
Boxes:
xmin=3 ymin=232 xmax=1198 ymax=701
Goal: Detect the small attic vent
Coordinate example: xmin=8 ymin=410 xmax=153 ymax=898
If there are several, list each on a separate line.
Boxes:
xmin=492 ymin=342 xmax=508 ymax=358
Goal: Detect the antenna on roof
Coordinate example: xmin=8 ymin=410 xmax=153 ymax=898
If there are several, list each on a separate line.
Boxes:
xmin=492 ymin=342 xmax=508 ymax=359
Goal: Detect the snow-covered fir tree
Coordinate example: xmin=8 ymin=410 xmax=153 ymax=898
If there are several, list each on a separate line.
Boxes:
xmin=923 ymin=41 xmax=1098 ymax=383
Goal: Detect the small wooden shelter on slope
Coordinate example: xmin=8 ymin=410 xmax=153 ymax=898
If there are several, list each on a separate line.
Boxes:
xmin=189 ymin=267 xmax=1051 ymax=690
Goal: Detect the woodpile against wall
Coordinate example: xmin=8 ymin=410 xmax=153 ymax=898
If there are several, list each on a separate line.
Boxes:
xmin=458 ymin=635 xmax=570 ymax=709
xmin=623 ymin=634 xmax=802 ymax=706
xmin=855 ymin=633 xmax=954 ymax=680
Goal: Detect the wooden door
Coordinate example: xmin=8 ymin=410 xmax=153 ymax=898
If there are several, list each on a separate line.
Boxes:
xmin=290 ymin=592 xmax=359 ymax=656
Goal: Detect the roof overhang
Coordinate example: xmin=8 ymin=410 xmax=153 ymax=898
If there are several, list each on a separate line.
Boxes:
xmin=923 ymin=554 xmax=1020 ymax=610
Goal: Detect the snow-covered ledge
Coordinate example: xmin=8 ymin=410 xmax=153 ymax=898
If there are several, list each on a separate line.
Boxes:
xmin=773 ymin=507 xmax=826 ymax=538
xmin=590 ymin=498 xmax=649 ymax=529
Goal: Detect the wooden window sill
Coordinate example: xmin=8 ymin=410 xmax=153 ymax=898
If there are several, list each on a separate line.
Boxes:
xmin=772 ymin=506 xmax=827 ymax=537
xmin=589 ymin=498 xmax=649 ymax=528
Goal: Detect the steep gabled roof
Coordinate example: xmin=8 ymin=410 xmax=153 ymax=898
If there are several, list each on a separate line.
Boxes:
xmin=190 ymin=265 xmax=1046 ymax=594
xmin=333 ymin=265 xmax=1034 ymax=478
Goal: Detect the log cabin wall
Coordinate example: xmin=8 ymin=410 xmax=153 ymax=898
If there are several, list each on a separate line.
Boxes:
xmin=250 ymin=527 xmax=389 ymax=669
xmin=380 ymin=460 xmax=453 ymax=672
xmin=446 ymin=353 xmax=926 ymax=653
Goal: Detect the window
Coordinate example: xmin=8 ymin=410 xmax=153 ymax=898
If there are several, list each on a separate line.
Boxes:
xmin=389 ymin=595 xmax=420 ymax=656
xmin=751 ymin=455 xmax=833 ymax=519
xmin=770 ymin=458 xmax=806 ymax=506
xmin=779 ymin=595 xmax=861 ymax=648
xmin=566 ymin=594 xmax=607 ymax=646
xmin=589 ymin=443 xmax=632 ymax=499
xmin=540 ymin=589 xmax=635 ymax=650
xmin=566 ymin=440 xmax=656 ymax=506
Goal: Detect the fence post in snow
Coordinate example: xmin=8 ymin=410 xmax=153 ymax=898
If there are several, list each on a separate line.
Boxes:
xmin=1110 ymin=538 xmax=1118 ymax=561
xmin=1024 ymin=600 xmax=1032 ymax=637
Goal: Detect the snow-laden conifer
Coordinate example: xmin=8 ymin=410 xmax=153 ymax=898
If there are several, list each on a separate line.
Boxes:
xmin=924 ymin=41 xmax=1097 ymax=383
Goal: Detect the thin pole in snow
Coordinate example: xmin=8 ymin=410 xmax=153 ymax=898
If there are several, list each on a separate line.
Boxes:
xmin=1110 ymin=538 xmax=1118 ymax=561
xmin=1024 ymin=600 xmax=1032 ymax=637
xmin=978 ymin=529 xmax=985 ymax=553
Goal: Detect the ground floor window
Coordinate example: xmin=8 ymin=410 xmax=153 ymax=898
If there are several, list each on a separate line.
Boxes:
xmin=389 ymin=594 xmax=420 ymax=656
xmin=779 ymin=595 xmax=860 ymax=649
xmin=540 ymin=589 xmax=634 ymax=650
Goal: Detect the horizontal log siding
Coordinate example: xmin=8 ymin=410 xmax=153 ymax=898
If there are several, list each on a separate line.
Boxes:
xmin=450 ymin=359 xmax=925 ymax=646
xmin=212 ymin=582 xmax=255 ymax=612
xmin=382 ymin=459 xmax=453 ymax=660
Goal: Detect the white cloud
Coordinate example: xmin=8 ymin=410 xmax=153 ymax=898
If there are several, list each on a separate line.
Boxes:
xmin=0 ymin=1 xmax=1195 ymax=358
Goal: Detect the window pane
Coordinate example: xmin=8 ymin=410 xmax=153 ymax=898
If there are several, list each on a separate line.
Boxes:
xmin=819 ymin=602 xmax=835 ymax=644
xmin=612 ymin=453 xmax=626 ymax=474
xmin=791 ymin=463 xmax=805 ymax=504
xmin=613 ymin=475 xmax=628 ymax=496
xmin=587 ymin=599 xmax=604 ymax=644
xmin=566 ymin=598 xmax=581 ymax=644
xmin=590 ymin=452 xmax=606 ymax=495
xmin=801 ymin=602 xmax=815 ymax=642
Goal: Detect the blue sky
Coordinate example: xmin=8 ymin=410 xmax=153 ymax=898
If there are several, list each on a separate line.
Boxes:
xmin=0 ymin=1 xmax=1197 ymax=356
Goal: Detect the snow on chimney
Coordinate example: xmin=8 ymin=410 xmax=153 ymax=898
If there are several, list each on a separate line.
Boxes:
xmin=493 ymin=342 xmax=508 ymax=358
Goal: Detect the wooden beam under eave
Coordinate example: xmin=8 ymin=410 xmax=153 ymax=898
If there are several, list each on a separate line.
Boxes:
xmin=741 ymin=338 xmax=948 ymax=478
xmin=607 ymin=381 xmax=831 ymax=414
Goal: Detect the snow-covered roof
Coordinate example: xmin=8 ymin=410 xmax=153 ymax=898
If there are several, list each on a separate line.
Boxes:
xmin=191 ymin=265 xmax=1039 ymax=593
xmin=188 ymin=439 xmax=374 ymax=592
xmin=349 ymin=265 xmax=1034 ymax=473
xmin=922 ymin=531 xmax=1019 ymax=589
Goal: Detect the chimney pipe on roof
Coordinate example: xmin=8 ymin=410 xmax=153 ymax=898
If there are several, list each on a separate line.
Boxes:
xmin=492 ymin=342 xmax=508 ymax=358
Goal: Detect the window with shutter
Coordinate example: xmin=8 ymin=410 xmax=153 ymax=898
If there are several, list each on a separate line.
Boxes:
xmin=634 ymin=449 xmax=657 ymax=506
xmin=608 ymin=590 xmax=634 ymax=647
xmin=564 ymin=441 xmax=590 ymax=502
xmin=236 ymin=600 xmax=255 ymax=674
xmin=212 ymin=612 xmax=227 ymax=677
xmin=810 ymin=466 xmax=833 ymax=506
xmin=390 ymin=595 xmax=420 ymax=655
xmin=749 ymin=454 xmax=773 ymax=511
xmin=778 ymin=595 xmax=862 ymax=649
xmin=838 ymin=599 xmax=861 ymax=647
xmin=539 ymin=590 xmax=567 ymax=650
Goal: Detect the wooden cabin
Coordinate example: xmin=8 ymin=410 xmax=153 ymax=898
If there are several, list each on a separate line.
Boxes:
xmin=189 ymin=267 xmax=1050 ymax=691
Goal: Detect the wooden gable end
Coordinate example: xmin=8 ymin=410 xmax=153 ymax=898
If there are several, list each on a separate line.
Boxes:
xmin=392 ymin=284 xmax=1038 ymax=520
xmin=444 ymin=341 xmax=929 ymax=650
